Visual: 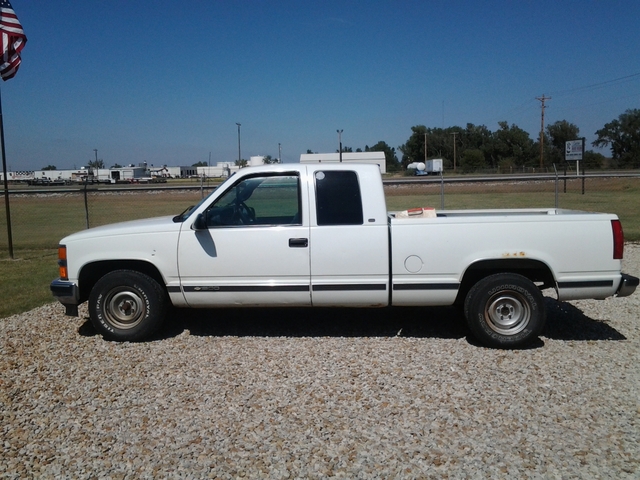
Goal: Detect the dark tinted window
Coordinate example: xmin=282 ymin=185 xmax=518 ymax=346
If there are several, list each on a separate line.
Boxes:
xmin=315 ymin=170 xmax=363 ymax=226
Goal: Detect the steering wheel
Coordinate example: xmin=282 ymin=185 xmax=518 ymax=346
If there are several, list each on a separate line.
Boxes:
xmin=233 ymin=202 xmax=255 ymax=224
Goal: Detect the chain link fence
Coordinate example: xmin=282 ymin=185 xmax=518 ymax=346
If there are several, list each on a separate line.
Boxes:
xmin=2 ymin=173 xmax=639 ymax=257
xmin=0 ymin=182 xmax=212 ymax=254
xmin=387 ymin=171 xmax=636 ymax=200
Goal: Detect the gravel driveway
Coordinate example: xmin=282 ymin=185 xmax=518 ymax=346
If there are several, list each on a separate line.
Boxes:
xmin=2 ymin=245 xmax=639 ymax=479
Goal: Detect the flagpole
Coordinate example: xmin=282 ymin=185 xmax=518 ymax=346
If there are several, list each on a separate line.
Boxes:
xmin=0 ymin=86 xmax=14 ymax=259
xmin=0 ymin=0 xmax=27 ymax=259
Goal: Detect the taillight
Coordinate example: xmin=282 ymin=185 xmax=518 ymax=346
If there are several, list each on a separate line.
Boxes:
xmin=57 ymin=245 xmax=68 ymax=280
xmin=611 ymin=220 xmax=624 ymax=260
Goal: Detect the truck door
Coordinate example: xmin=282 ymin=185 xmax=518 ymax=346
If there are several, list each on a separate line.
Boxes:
xmin=177 ymin=171 xmax=311 ymax=307
xmin=308 ymin=167 xmax=389 ymax=306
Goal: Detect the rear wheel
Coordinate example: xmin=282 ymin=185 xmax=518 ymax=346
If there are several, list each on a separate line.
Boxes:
xmin=464 ymin=273 xmax=546 ymax=348
xmin=88 ymin=270 xmax=167 ymax=341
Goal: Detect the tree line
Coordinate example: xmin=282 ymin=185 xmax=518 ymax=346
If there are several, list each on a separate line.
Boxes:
xmin=40 ymin=109 xmax=639 ymax=174
xmin=326 ymin=108 xmax=640 ymax=174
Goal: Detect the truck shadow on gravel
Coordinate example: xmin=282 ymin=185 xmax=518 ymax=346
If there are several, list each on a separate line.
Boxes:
xmin=78 ymin=298 xmax=626 ymax=345
xmin=542 ymin=298 xmax=626 ymax=341
xmin=164 ymin=305 xmax=470 ymax=340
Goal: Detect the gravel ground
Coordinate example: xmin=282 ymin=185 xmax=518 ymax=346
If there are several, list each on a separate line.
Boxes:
xmin=2 ymin=245 xmax=639 ymax=479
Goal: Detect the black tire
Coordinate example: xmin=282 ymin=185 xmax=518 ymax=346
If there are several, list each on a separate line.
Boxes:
xmin=88 ymin=270 xmax=168 ymax=341
xmin=464 ymin=273 xmax=546 ymax=348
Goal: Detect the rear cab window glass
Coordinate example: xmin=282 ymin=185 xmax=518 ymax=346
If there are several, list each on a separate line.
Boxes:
xmin=315 ymin=170 xmax=363 ymax=226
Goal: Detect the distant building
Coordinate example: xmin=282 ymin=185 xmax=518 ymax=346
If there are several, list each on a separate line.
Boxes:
xmin=107 ymin=166 xmax=148 ymax=182
xmin=164 ymin=166 xmax=196 ymax=178
xmin=1 ymin=170 xmax=34 ymax=182
xmin=32 ymin=168 xmax=90 ymax=182
xmin=299 ymin=151 xmax=386 ymax=174
xmin=249 ymin=156 xmax=265 ymax=166
xmin=197 ymin=163 xmax=240 ymax=178
xmin=1 ymin=158 xmax=269 ymax=183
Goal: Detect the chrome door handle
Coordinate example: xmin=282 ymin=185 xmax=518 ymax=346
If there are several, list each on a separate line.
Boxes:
xmin=289 ymin=238 xmax=308 ymax=248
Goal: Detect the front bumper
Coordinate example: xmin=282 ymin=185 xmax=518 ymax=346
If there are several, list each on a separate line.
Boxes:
xmin=616 ymin=273 xmax=639 ymax=298
xmin=50 ymin=278 xmax=80 ymax=316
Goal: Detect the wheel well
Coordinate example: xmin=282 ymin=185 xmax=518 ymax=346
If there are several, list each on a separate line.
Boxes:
xmin=455 ymin=259 xmax=555 ymax=305
xmin=77 ymin=260 xmax=166 ymax=304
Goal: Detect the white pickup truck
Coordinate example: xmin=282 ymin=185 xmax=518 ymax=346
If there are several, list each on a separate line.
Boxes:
xmin=51 ymin=163 xmax=638 ymax=348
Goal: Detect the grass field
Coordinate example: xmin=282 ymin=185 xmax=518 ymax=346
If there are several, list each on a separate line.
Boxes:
xmin=1 ymin=176 xmax=638 ymax=318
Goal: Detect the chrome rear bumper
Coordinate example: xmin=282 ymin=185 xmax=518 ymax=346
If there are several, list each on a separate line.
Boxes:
xmin=617 ymin=273 xmax=639 ymax=298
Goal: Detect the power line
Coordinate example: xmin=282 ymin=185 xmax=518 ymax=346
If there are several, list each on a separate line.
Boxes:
xmin=499 ymin=98 xmax=538 ymax=120
xmin=549 ymin=72 xmax=640 ymax=97
xmin=496 ymin=72 xmax=640 ymax=126
xmin=557 ymin=91 xmax=640 ymax=114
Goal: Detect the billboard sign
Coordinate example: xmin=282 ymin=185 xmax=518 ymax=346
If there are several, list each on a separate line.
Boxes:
xmin=565 ymin=139 xmax=584 ymax=161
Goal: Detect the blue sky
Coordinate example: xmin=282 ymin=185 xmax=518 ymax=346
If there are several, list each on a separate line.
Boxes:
xmin=3 ymin=0 xmax=640 ymax=170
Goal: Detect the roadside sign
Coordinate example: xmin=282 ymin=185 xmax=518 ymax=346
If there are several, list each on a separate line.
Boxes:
xmin=565 ymin=139 xmax=584 ymax=161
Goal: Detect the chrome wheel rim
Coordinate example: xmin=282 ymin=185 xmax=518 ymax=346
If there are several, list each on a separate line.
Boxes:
xmin=485 ymin=291 xmax=530 ymax=335
xmin=104 ymin=288 xmax=146 ymax=330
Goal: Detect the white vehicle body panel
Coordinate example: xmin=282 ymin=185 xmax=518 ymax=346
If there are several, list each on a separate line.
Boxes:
xmin=177 ymin=224 xmax=312 ymax=307
xmin=54 ymin=163 xmax=635 ymax=316
xmin=389 ymin=210 xmax=622 ymax=304
xmin=305 ymin=164 xmax=389 ymax=306
xmin=61 ymin=216 xmax=181 ymax=287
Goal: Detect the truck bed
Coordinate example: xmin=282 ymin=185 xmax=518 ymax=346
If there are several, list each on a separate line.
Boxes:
xmin=389 ymin=208 xmax=622 ymax=303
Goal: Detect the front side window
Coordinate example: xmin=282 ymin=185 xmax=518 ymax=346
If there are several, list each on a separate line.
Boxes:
xmin=204 ymin=174 xmax=301 ymax=227
xmin=315 ymin=170 xmax=363 ymax=226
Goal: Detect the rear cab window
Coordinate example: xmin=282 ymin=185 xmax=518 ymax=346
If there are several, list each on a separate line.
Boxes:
xmin=314 ymin=170 xmax=363 ymax=226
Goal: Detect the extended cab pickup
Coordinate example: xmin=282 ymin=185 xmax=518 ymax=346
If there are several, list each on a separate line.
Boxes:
xmin=51 ymin=163 xmax=638 ymax=348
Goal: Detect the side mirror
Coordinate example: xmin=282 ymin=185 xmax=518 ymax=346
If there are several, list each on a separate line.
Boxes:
xmin=192 ymin=213 xmax=207 ymax=231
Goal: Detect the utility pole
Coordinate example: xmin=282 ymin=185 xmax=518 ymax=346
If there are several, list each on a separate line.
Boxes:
xmin=236 ymin=123 xmax=241 ymax=165
xmin=450 ymin=132 xmax=458 ymax=172
xmin=93 ymin=148 xmax=98 ymax=181
xmin=536 ymin=94 xmax=551 ymax=169
xmin=278 ymin=143 xmax=281 ymax=163
xmin=424 ymin=132 xmax=428 ymax=162
xmin=337 ymin=129 xmax=343 ymax=162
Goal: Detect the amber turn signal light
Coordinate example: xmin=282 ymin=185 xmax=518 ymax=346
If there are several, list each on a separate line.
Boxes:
xmin=57 ymin=245 xmax=68 ymax=280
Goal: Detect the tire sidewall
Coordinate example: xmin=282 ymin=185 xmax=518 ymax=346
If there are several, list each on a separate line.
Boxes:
xmin=89 ymin=270 xmax=167 ymax=341
xmin=465 ymin=273 xmax=546 ymax=348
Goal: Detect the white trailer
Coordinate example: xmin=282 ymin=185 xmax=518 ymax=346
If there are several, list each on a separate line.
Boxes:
xmin=408 ymin=159 xmax=443 ymax=176
xmin=425 ymin=159 xmax=443 ymax=174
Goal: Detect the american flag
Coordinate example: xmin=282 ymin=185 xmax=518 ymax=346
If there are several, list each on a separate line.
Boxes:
xmin=0 ymin=0 xmax=26 ymax=81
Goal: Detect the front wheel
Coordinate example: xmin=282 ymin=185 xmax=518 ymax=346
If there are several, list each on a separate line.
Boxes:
xmin=88 ymin=270 xmax=168 ymax=341
xmin=464 ymin=273 xmax=546 ymax=348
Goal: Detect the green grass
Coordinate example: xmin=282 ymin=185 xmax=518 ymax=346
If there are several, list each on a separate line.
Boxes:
xmin=0 ymin=250 xmax=59 ymax=318
xmin=1 ymin=176 xmax=639 ymax=318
